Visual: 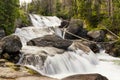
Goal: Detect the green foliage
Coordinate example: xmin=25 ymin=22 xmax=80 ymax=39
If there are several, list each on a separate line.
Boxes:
xmin=101 ymin=0 xmax=120 ymax=35
xmin=0 ymin=0 xmax=19 ymax=35
xmin=113 ymin=38 xmax=120 ymax=57
xmin=71 ymin=0 xmax=104 ymax=28
xmin=19 ymin=10 xmax=31 ymax=26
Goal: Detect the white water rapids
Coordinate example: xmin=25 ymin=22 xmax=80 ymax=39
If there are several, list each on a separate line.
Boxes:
xmin=14 ymin=14 xmax=120 ymax=80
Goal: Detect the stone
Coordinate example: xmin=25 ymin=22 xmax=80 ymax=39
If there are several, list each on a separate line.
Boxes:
xmin=62 ymin=74 xmax=108 ymax=80
xmin=88 ymin=43 xmax=100 ymax=53
xmin=0 ymin=35 xmax=22 ymax=63
xmin=87 ymin=30 xmax=106 ymax=42
xmin=65 ymin=19 xmax=88 ymax=39
xmin=59 ymin=20 xmax=69 ymax=28
xmin=103 ymin=41 xmax=120 ymax=57
xmin=68 ymin=40 xmax=91 ymax=53
xmin=1 ymin=35 xmax=22 ymax=53
xmin=74 ymin=40 xmax=99 ymax=53
xmin=27 ymin=35 xmax=72 ymax=50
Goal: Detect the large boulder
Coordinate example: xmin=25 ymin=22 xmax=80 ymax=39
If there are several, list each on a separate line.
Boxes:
xmin=0 ymin=35 xmax=22 ymax=53
xmin=0 ymin=35 xmax=22 ymax=63
xmin=87 ymin=30 xmax=106 ymax=42
xmin=103 ymin=41 xmax=120 ymax=57
xmin=68 ymin=40 xmax=91 ymax=53
xmin=77 ymin=40 xmax=99 ymax=53
xmin=27 ymin=35 xmax=72 ymax=50
xmin=65 ymin=19 xmax=88 ymax=39
xmin=62 ymin=74 xmax=108 ymax=80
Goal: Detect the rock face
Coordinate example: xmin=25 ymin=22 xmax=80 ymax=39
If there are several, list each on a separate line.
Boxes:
xmin=27 ymin=35 xmax=72 ymax=50
xmin=87 ymin=30 xmax=106 ymax=42
xmin=0 ymin=35 xmax=22 ymax=63
xmin=65 ymin=19 xmax=88 ymax=39
xmin=62 ymin=74 xmax=108 ymax=80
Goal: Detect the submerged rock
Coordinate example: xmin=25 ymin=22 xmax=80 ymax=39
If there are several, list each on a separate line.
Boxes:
xmin=27 ymin=35 xmax=72 ymax=50
xmin=65 ymin=19 xmax=88 ymax=39
xmin=62 ymin=74 xmax=108 ymax=80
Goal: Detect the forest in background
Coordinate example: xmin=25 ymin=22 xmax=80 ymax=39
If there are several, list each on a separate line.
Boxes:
xmin=24 ymin=0 xmax=120 ymax=36
xmin=1 ymin=0 xmax=120 ymax=37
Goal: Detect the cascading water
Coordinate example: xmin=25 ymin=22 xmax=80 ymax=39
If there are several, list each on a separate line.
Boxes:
xmin=18 ymin=46 xmax=98 ymax=76
xmin=29 ymin=14 xmax=62 ymax=28
xmin=15 ymin=14 xmax=120 ymax=80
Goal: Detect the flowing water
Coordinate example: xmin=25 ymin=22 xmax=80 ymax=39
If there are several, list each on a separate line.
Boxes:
xmin=29 ymin=14 xmax=62 ymax=28
xmin=15 ymin=14 xmax=120 ymax=80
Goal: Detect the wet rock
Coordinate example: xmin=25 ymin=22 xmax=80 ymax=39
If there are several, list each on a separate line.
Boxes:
xmin=0 ymin=35 xmax=22 ymax=53
xmin=101 ymin=43 xmax=114 ymax=55
xmin=65 ymin=19 xmax=88 ymax=39
xmin=62 ymin=74 xmax=108 ymax=80
xmin=27 ymin=35 xmax=72 ymax=50
xmin=0 ymin=35 xmax=22 ymax=63
xmin=88 ymin=43 xmax=100 ymax=53
xmin=104 ymin=41 xmax=120 ymax=57
xmin=76 ymin=40 xmax=99 ymax=53
xmin=59 ymin=20 xmax=69 ymax=28
xmin=68 ymin=40 xmax=91 ymax=53
xmin=87 ymin=30 xmax=106 ymax=42
xmin=20 ymin=46 xmax=65 ymax=68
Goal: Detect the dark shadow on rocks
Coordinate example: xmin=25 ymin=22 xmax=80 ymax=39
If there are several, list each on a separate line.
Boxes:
xmin=27 ymin=35 xmax=72 ymax=50
xmin=62 ymin=74 xmax=108 ymax=80
xmin=65 ymin=19 xmax=88 ymax=39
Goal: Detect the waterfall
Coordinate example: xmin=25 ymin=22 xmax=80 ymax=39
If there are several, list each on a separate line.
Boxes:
xmin=18 ymin=46 xmax=98 ymax=78
xmin=15 ymin=14 xmax=120 ymax=80
xmin=14 ymin=27 xmax=54 ymax=45
xmin=29 ymin=14 xmax=63 ymax=38
xmin=29 ymin=14 xmax=62 ymax=28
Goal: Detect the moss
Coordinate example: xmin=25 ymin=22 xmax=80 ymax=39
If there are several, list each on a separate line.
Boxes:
xmin=25 ymin=66 xmax=39 ymax=75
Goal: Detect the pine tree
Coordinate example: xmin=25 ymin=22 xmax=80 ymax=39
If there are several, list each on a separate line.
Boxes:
xmin=0 ymin=0 xmax=19 ymax=35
